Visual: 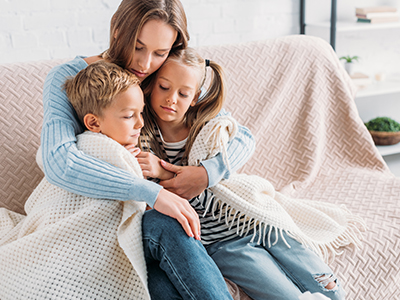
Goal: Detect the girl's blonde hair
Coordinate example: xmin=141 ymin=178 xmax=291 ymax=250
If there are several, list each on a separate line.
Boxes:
xmin=105 ymin=0 xmax=189 ymax=70
xmin=64 ymin=60 xmax=140 ymax=127
xmin=142 ymin=47 xmax=226 ymax=163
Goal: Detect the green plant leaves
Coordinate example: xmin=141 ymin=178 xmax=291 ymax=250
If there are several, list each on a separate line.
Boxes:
xmin=365 ymin=117 xmax=400 ymax=132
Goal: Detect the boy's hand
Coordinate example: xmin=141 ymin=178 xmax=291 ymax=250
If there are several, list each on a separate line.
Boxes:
xmin=159 ymin=160 xmax=208 ymax=200
xmin=153 ymin=188 xmax=201 ymax=240
xmin=124 ymin=144 xmax=141 ymax=156
xmin=136 ymin=152 xmax=174 ymax=180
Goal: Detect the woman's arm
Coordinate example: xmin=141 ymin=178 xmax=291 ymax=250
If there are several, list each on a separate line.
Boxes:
xmin=41 ymin=57 xmax=161 ymax=206
xmin=41 ymin=58 xmax=201 ymax=239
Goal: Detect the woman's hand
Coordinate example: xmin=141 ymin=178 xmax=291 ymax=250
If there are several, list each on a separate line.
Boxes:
xmin=159 ymin=160 xmax=208 ymax=200
xmin=136 ymin=152 xmax=175 ymax=180
xmin=153 ymin=188 xmax=201 ymax=240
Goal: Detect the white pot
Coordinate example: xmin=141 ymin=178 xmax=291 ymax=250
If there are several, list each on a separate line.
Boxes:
xmin=344 ymin=62 xmax=354 ymax=75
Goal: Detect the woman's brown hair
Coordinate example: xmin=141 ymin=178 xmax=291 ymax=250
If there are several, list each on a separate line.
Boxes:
xmin=105 ymin=0 xmax=189 ymax=70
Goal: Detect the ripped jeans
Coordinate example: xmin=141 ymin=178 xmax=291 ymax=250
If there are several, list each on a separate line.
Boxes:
xmin=205 ymin=229 xmax=346 ymax=300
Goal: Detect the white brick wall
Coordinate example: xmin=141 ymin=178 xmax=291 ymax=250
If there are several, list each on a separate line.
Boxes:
xmin=1 ymin=0 xmax=399 ymax=78
xmin=184 ymin=0 xmax=299 ymax=46
xmin=0 ymin=0 xmax=300 ymax=64
xmin=0 ymin=0 xmax=121 ymax=63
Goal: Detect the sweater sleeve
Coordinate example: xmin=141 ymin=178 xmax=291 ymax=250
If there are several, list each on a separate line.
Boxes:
xmin=200 ymin=108 xmax=255 ymax=187
xmin=40 ymin=57 xmax=161 ymax=207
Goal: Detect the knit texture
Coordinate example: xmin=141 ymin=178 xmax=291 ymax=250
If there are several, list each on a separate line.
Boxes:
xmin=2 ymin=35 xmax=400 ymax=299
xmin=189 ymin=116 xmax=366 ymax=263
xmin=0 ymin=131 xmax=149 ymax=300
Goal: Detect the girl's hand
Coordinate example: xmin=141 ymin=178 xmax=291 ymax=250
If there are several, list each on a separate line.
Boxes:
xmin=124 ymin=144 xmax=141 ymax=156
xmin=153 ymin=188 xmax=201 ymax=240
xmin=159 ymin=160 xmax=208 ymax=200
xmin=136 ymin=152 xmax=174 ymax=180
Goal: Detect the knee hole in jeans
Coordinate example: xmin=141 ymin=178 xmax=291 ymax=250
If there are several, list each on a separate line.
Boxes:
xmin=313 ymin=274 xmax=338 ymax=291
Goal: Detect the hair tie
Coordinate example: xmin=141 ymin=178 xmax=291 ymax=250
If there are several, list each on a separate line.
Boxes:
xmin=205 ymin=59 xmax=210 ymax=67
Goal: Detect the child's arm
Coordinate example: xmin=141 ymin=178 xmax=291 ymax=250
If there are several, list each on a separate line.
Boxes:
xmin=203 ymin=108 xmax=255 ymax=185
xmin=160 ymin=110 xmax=255 ymax=199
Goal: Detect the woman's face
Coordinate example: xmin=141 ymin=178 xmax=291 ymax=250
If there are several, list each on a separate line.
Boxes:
xmin=128 ymin=19 xmax=177 ymax=82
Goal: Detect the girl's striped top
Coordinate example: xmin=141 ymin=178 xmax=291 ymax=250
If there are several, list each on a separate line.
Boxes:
xmin=142 ymin=127 xmax=247 ymax=246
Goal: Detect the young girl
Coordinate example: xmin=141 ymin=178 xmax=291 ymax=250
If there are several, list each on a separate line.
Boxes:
xmin=37 ymin=0 xmax=255 ymax=298
xmin=139 ymin=47 xmax=347 ymax=300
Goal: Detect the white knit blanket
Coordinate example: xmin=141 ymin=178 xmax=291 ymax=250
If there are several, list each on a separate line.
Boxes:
xmin=0 ymin=131 xmax=149 ymax=300
xmin=189 ymin=116 xmax=367 ymax=262
xmin=0 ymin=120 xmax=366 ymax=299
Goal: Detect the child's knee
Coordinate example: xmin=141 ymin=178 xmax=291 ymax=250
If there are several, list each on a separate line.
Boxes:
xmin=142 ymin=209 xmax=185 ymax=239
xmin=313 ymin=273 xmax=346 ymax=300
xmin=314 ymin=274 xmax=337 ymax=290
xmin=324 ymin=281 xmax=336 ymax=290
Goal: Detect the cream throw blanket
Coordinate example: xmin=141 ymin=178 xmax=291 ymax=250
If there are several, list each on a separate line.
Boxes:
xmin=189 ymin=116 xmax=366 ymax=262
xmin=0 ymin=131 xmax=149 ymax=300
xmin=0 ymin=119 xmax=366 ymax=299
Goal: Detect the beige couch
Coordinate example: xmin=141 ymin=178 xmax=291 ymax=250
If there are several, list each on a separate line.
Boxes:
xmin=1 ymin=35 xmax=399 ymax=299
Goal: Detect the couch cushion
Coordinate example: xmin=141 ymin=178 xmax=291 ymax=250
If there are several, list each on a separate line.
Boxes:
xmin=0 ymin=59 xmax=68 ymax=214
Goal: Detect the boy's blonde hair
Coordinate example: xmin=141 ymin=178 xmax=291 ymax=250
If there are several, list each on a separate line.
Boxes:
xmin=142 ymin=47 xmax=226 ymax=163
xmin=64 ymin=60 xmax=140 ymax=127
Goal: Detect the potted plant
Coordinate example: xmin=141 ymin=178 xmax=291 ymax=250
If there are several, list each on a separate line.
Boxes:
xmin=339 ymin=55 xmax=359 ymax=75
xmin=364 ymin=117 xmax=400 ymax=145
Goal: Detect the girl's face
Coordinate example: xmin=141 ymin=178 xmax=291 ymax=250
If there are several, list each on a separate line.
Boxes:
xmin=151 ymin=60 xmax=199 ymax=126
xmin=97 ymin=85 xmax=144 ymax=146
xmin=128 ymin=19 xmax=177 ymax=82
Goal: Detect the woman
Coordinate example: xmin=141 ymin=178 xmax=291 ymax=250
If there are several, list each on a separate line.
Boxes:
xmin=39 ymin=0 xmax=255 ymax=299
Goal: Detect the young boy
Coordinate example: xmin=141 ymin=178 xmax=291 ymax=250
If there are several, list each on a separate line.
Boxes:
xmin=0 ymin=60 xmax=151 ymax=299
xmin=64 ymin=60 xmax=144 ymax=151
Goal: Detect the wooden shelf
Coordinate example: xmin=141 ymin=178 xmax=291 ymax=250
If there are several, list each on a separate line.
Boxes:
xmin=306 ymin=20 xmax=400 ymax=32
xmin=355 ymin=79 xmax=400 ymax=98
xmin=377 ymin=143 xmax=400 ymax=157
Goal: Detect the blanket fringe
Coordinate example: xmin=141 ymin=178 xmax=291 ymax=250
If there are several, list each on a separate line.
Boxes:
xmin=202 ymin=119 xmax=236 ymax=171
xmin=204 ymin=198 xmax=367 ymax=263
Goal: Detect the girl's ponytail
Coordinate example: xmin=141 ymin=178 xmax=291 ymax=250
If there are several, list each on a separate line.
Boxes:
xmin=184 ymin=59 xmax=226 ymax=161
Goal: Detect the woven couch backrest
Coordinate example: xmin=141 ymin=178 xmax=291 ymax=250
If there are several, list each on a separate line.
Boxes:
xmin=0 ymin=35 xmax=381 ymax=216
xmin=197 ymin=36 xmax=386 ymax=187
xmin=0 ymin=59 xmax=66 ymax=214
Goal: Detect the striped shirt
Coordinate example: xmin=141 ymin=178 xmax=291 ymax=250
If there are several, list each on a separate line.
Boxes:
xmin=142 ymin=128 xmax=248 ymax=246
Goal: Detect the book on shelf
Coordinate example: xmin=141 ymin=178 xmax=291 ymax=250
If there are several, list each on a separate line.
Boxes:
xmin=351 ymin=73 xmax=372 ymax=88
xmin=357 ymin=16 xmax=400 ymax=24
xmin=356 ymin=6 xmax=397 ymax=15
xmin=356 ymin=12 xmax=399 ymax=19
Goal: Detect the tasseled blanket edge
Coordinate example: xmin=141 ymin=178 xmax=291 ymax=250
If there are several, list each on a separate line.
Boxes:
xmin=203 ymin=197 xmax=367 ymax=263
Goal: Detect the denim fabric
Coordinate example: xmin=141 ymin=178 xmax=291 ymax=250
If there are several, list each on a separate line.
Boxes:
xmin=142 ymin=209 xmax=233 ymax=300
xmin=205 ymin=230 xmax=346 ymax=300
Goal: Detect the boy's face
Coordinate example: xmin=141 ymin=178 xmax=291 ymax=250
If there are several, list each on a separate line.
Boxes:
xmin=97 ymin=85 xmax=144 ymax=146
xmin=151 ymin=60 xmax=199 ymax=125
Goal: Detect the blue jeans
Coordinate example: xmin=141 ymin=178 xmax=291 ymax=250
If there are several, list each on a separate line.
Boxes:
xmin=206 ymin=230 xmax=346 ymax=300
xmin=142 ymin=209 xmax=233 ymax=300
